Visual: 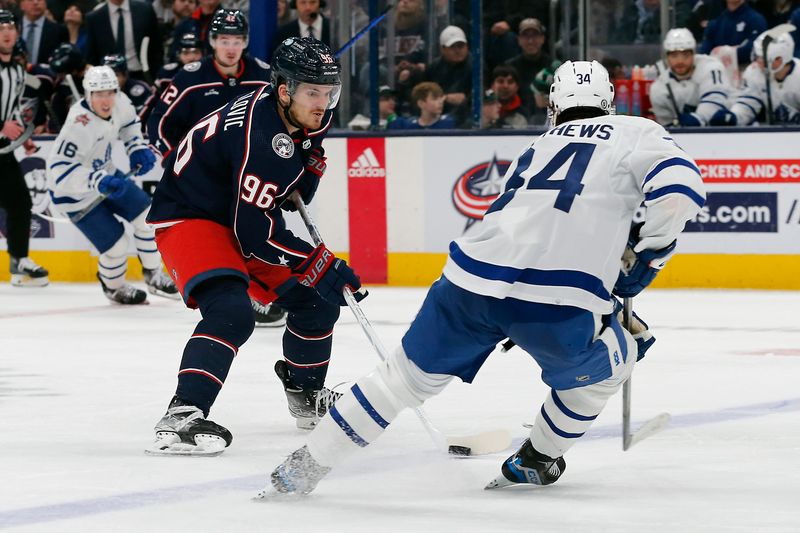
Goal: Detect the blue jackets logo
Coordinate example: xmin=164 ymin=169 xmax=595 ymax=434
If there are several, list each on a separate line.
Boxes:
xmin=452 ymin=155 xmax=511 ymax=230
xmin=684 ymin=192 xmax=777 ymax=232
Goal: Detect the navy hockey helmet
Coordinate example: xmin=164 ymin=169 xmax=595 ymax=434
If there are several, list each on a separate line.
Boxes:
xmin=271 ymin=37 xmax=342 ymax=109
xmin=102 ymin=54 xmax=128 ymax=73
xmin=177 ymin=32 xmax=201 ymax=51
xmin=209 ymin=9 xmax=249 ymax=47
xmin=49 ymin=43 xmax=86 ymax=74
xmin=0 ymin=9 xmax=15 ymax=26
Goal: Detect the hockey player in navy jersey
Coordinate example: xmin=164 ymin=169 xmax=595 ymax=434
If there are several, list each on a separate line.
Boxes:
xmin=269 ymin=61 xmax=707 ymax=494
xmin=102 ymin=54 xmax=155 ymax=122
xmin=146 ymin=38 xmax=366 ymax=456
xmin=46 ymin=66 xmax=177 ymax=304
xmin=153 ymin=33 xmax=204 ymax=96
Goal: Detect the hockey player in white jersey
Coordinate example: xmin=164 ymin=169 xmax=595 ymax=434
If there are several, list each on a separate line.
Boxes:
xmin=716 ymin=32 xmax=800 ymax=125
xmin=46 ymin=66 xmax=178 ymax=304
xmin=267 ymin=60 xmax=706 ymax=495
xmin=650 ymin=28 xmax=731 ymax=127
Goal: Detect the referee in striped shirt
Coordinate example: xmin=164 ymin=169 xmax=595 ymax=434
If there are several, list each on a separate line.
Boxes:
xmin=0 ymin=10 xmax=48 ymax=287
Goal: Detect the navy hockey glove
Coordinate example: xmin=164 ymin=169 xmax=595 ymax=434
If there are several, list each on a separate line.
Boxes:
xmin=678 ymin=112 xmax=702 ymax=127
xmin=293 ymin=244 xmax=367 ymax=307
xmin=97 ymin=170 xmax=131 ymax=201
xmin=283 ymin=147 xmax=326 ymax=211
xmin=129 ymin=147 xmax=156 ymax=176
xmin=709 ymin=109 xmax=737 ymax=126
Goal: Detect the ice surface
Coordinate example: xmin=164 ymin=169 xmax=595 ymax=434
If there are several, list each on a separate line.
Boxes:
xmin=1 ymin=284 xmax=799 ymax=532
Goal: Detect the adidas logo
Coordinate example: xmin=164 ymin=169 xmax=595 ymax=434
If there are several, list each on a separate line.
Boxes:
xmin=348 ymin=147 xmax=386 ymax=178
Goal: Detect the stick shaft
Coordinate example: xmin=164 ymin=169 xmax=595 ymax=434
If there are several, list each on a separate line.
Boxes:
xmin=334 ymin=4 xmax=394 ymax=58
xmin=622 ymin=297 xmax=633 ymax=450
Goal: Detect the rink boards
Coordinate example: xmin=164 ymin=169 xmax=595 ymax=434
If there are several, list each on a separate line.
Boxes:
xmin=1 ymin=129 xmax=798 ymax=289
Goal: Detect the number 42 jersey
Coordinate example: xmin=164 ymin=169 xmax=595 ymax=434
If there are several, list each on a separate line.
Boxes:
xmin=443 ymin=114 xmax=706 ymax=314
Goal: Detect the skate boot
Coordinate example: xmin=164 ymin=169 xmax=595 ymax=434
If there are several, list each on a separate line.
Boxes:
xmin=143 ymin=267 xmax=180 ymax=299
xmin=485 ymin=438 xmax=566 ymax=489
xmin=274 ymin=359 xmax=342 ymax=429
xmin=98 ymin=273 xmax=147 ymax=305
xmin=268 ymin=445 xmax=331 ymax=495
xmin=252 ymin=299 xmax=287 ymax=327
xmin=146 ymin=396 xmax=233 ymax=456
xmin=10 ymin=256 xmax=49 ymax=287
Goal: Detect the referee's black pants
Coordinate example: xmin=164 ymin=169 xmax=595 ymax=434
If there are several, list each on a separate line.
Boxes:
xmin=0 ymin=152 xmax=31 ymax=259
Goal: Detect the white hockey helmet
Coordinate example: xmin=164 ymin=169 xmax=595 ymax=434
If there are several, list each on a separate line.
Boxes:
xmin=751 ymin=31 xmax=766 ymax=61
xmin=549 ymin=60 xmax=614 ymax=123
xmin=82 ymin=65 xmax=119 ymax=97
xmin=663 ymin=28 xmax=696 ymax=53
xmin=766 ymin=32 xmax=795 ymax=73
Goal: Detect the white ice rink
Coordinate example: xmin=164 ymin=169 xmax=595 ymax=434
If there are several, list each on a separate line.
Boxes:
xmin=1 ymin=283 xmax=799 ymax=532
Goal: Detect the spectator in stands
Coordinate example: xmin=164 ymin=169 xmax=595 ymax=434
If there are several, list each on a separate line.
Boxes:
xmin=277 ymin=0 xmax=293 ymax=27
xmin=388 ymin=0 xmax=428 ymax=115
xmin=482 ymin=3 xmax=551 ymax=73
xmin=752 ymin=0 xmax=799 ymax=28
xmin=685 ymin=0 xmax=724 ymax=42
xmin=505 ymin=18 xmax=551 ymax=118
xmin=20 ymin=0 xmax=68 ymax=65
xmin=490 ymin=64 xmax=529 ymax=128
xmin=614 ymin=0 xmax=664 ymax=44
xmin=63 ymin=4 xmax=88 ymax=53
xmin=85 ymin=0 xmax=163 ymax=81
xmin=699 ymin=0 xmax=767 ymax=67
xmin=272 ymin=0 xmax=332 ymax=52
xmin=47 ymin=1 xmax=97 ymax=23
xmin=378 ymin=85 xmax=399 ymax=129
xmin=153 ymin=0 xmax=196 ymax=25
xmin=480 ymin=89 xmax=502 ymax=129
xmin=425 ymin=25 xmax=472 ymax=127
xmin=170 ymin=0 xmax=221 ymax=58
xmin=388 ymin=81 xmax=456 ymax=130
xmin=103 ymin=53 xmax=154 ymax=120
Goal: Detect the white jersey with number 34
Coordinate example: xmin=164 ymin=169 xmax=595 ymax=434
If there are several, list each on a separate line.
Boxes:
xmin=443 ymin=114 xmax=706 ymax=314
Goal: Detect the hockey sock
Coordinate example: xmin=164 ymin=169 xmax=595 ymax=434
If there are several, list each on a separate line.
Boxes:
xmin=131 ymin=211 xmax=162 ymax=270
xmin=98 ymin=236 xmax=129 ymax=290
xmin=280 ymin=298 xmax=340 ymax=390
xmin=176 ymin=278 xmax=255 ymax=416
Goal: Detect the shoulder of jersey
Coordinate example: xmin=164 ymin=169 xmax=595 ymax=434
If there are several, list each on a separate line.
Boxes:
xmin=695 ymin=54 xmax=724 ymax=71
xmin=129 ymin=81 xmax=150 ymax=97
xmin=182 ymin=60 xmax=202 ymax=73
xmin=254 ymin=57 xmax=270 ymax=71
xmin=161 ymin=62 xmax=180 ymax=73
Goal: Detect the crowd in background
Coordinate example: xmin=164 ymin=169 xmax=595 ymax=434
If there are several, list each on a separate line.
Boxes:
xmin=5 ymin=0 xmax=800 ymax=133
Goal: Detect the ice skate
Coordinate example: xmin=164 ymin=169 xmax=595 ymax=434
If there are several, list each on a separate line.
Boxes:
xmin=274 ymin=360 xmax=342 ymax=429
xmin=146 ymin=397 xmax=232 ymax=456
xmin=252 ymin=299 xmax=287 ymax=327
xmin=98 ymin=273 xmax=147 ymax=305
xmin=485 ymin=439 xmax=566 ymax=489
xmin=267 ymin=445 xmax=331 ymax=495
xmin=10 ymin=257 xmax=49 ymax=287
xmin=143 ymin=268 xmax=180 ymax=299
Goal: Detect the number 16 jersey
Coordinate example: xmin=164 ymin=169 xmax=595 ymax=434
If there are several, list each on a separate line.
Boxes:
xmin=443 ymin=114 xmax=706 ymax=314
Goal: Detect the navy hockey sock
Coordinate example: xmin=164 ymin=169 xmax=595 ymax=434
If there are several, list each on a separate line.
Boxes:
xmin=282 ymin=323 xmax=333 ymax=390
xmin=176 ymin=278 xmax=255 ymax=415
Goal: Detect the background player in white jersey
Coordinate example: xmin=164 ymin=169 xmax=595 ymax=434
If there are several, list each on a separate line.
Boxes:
xmin=268 ymin=60 xmax=707 ymax=494
xmin=46 ymin=66 xmax=177 ymax=304
xmin=717 ymin=32 xmax=800 ymax=125
xmin=650 ymin=28 xmax=731 ymax=127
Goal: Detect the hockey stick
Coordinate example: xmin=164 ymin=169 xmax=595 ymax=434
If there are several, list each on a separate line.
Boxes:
xmin=621 ymin=297 xmax=671 ymax=450
xmin=291 ymin=192 xmax=511 ymax=456
xmin=71 ymin=165 xmax=141 ymax=223
xmin=140 ymin=36 xmax=153 ymax=85
xmin=334 ymin=3 xmax=395 ymax=59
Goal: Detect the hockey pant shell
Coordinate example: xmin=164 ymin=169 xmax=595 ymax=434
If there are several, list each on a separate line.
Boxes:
xmin=71 ymin=186 xmax=162 ymax=289
xmin=176 ymin=276 xmax=255 ymax=416
xmin=154 ymin=219 xmax=296 ymax=308
xmin=0 ymin=152 xmax=32 ymax=258
xmin=307 ymin=345 xmax=453 ymax=468
xmin=276 ymin=281 xmax=341 ymax=390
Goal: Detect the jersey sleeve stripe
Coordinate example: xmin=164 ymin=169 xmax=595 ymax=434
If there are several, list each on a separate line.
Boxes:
xmin=700 ymin=90 xmax=727 ymax=99
xmin=739 ymin=95 xmax=764 ymax=105
xmin=698 ymin=100 xmax=727 ymax=110
xmin=644 ymin=184 xmax=706 ymax=208
xmin=643 ymin=157 xmax=701 ymax=186
xmin=449 ymin=242 xmax=610 ymax=300
xmin=54 ymin=163 xmax=81 ymax=184
xmin=739 ymin=101 xmax=759 ymax=117
xmin=50 ymin=160 xmax=71 ymax=168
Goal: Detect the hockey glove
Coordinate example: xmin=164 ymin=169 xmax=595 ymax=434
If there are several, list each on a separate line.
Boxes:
xmin=678 ymin=112 xmax=702 ymax=127
xmin=611 ymin=297 xmax=656 ymax=361
xmin=129 ymin=147 xmax=156 ymax=176
xmin=293 ymin=244 xmax=367 ymax=307
xmin=613 ymin=240 xmax=676 ymax=298
xmin=97 ymin=170 xmax=131 ymax=201
xmin=709 ymin=109 xmax=737 ymax=126
xmin=283 ymin=147 xmax=326 ymax=212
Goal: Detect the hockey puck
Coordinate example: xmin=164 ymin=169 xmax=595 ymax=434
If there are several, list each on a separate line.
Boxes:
xmin=448 ymin=445 xmax=472 ymax=456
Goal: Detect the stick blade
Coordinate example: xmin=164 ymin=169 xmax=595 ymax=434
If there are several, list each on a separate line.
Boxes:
xmin=626 ymin=412 xmax=671 ymax=450
xmin=446 ymin=430 xmax=512 ymax=456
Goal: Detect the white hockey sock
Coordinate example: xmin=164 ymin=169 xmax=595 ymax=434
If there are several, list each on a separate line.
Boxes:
xmin=530 ymin=321 xmax=637 ymax=458
xmin=131 ymin=210 xmax=161 ymax=270
xmin=307 ymin=346 xmax=452 ymax=468
xmin=98 ymin=236 xmax=130 ymax=290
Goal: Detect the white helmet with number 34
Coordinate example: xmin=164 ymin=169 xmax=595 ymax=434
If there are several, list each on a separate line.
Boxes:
xmin=549 ymin=60 xmax=614 ymax=124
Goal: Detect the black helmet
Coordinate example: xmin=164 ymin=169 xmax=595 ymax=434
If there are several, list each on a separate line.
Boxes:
xmin=271 ymin=38 xmax=341 ymax=89
xmin=49 ymin=43 xmax=86 ymax=74
xmin=0 ymin=9 xmax=15 ymax=26
xmin=102 ymin=54 xmax=128 ymax=73
xmin=209 ymin=9 xmax=248 ymax=45
xmin=177 ymin=32 xmax=201 ymax=51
